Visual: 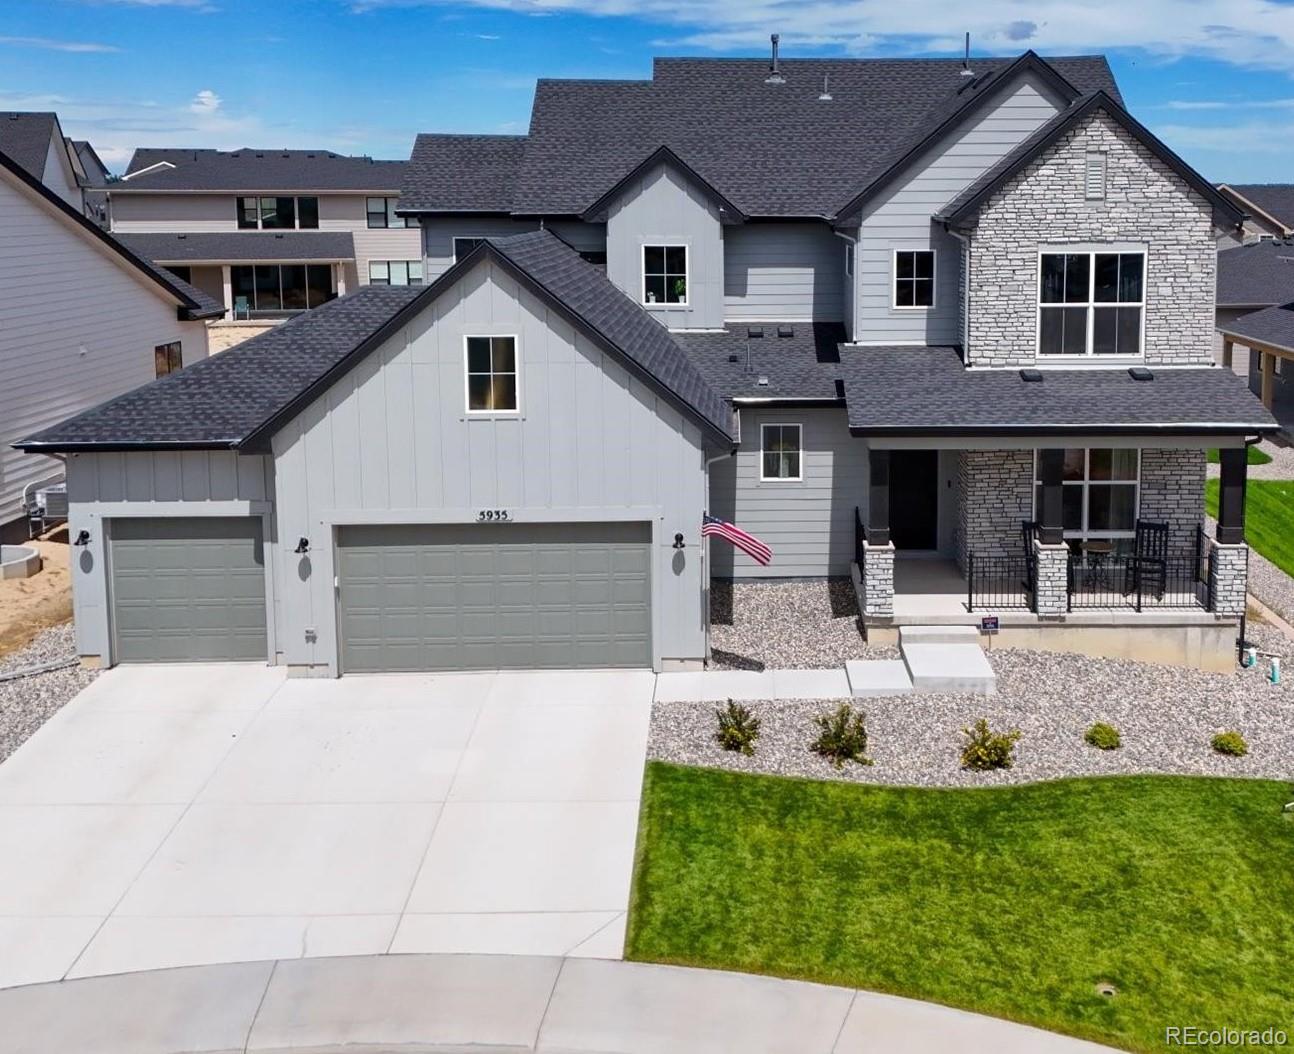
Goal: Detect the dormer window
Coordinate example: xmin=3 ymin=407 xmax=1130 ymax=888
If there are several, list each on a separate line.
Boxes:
xmin=642 ymin=245 xmax=687 ymax=305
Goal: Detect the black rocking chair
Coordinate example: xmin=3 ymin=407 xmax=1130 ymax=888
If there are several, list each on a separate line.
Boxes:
xmin=1123 ymin=520 xmax=1169 ymax=601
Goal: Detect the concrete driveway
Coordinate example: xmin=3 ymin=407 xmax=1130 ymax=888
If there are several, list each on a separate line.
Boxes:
xmin=0 ymin=663 xmax=654 ymax=988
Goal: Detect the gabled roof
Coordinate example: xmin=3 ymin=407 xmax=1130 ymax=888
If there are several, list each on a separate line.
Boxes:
xmin=935 ymin=91 xmax=1245 ymax=229
xmin=402 ymin=52 xmax=1120 ymax=220
xmin=1218 ymin=184 xmax=1294 ymax=233
xmin=398 ymin=134 xmax=527 ymax=213
xmin=70 ymin=139 xmax=111 ymax=187
xmin=580 ymin=145 xmax=746 ymax=223
xmin=0 ymin=141 xmax=223 ymax=321
xmin=119 ymin=231 xmax=356 ymax=263
xmin=673 ymin=323 xmax=846 ymax=401
xmin=116 ymin=147 xmax=406 ymax=192
xmin=1217 ymin=239 xmax=1294 ymax=308
xmin=0 ymin=112 xmax=58 ymax=180
xmin=1219 ymin=302 xmax=1294 ymax=354
xmin=17 ymin=231 xmax=733 ymax=453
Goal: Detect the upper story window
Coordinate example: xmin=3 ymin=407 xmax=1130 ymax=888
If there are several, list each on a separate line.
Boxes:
xmin=367 ymin=197 xmax=407 ymax=229
xmin=453 ymin=236 xmax=484 ymax=262
xmin=643 ymin=245 xmax=687 ymax=305
xmin=465 ymin=335 xmax=518 ymax=414
xmin=1038 ymin=250 xmax=1145 ymax=357
xmin=369 ymin=260 xmax=424 ymax=286
xmin=893 ymin=250 xmax=935 ymax=308
xmin=236 ymin=196 xmax=319 ymax=230
xmin=154 ymin=341 xmax=182 ymax=378
xmin=760 ymin=423 xmax=802 ymax=482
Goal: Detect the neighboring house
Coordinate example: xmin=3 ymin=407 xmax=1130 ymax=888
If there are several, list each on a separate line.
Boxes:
xmin=0 ymin=112 xmax=93 ymax=215
xmin=106 ymin=148 xmax=422 ymax=351
xmin=69 ymin=138 xmax=112 ymax=228
xmin=1216 ymin=183 xmax=1294 ymax=245
xmin=18 ymin=47 xmax=1274 ymax=675
xmin=0 ymin=141 xmax=223 ymax=543
xmin=1216 ymin=238 xmax=1294 ymax=419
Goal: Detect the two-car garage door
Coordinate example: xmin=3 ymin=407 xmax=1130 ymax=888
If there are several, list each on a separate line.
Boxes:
xmin=337 ymin=522 xmax=652 ymax=673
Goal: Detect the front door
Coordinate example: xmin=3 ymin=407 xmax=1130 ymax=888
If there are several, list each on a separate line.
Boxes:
xmin=889 ymin=451 xmax=939 ymax=550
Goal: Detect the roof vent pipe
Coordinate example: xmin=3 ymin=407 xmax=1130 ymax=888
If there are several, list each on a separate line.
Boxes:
xmin=765 ymin=33 xmax=785 ymax=84
xmin=818 ymin=74 xmax=832 ymax=101
xmin=960 ymin=32 xmax=975 ymax=77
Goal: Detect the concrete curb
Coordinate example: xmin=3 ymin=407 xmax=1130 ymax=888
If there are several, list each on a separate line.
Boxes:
xmin=0 ymin=952 xmax=1120 ymax=1054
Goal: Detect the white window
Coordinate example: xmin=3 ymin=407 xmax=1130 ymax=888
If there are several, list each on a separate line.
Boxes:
xmin=642 ymin=244 xmax=687 ymax=305
xmin=366 ymin=197 xmax=406 ymax=229
xmin=368 ymin=260 xmax=424 ymax=286
xmin=465 ymin=335 xmax=518 ymax=413
xmin=760 ymin=423 xmax=802 ymax=481
xmin=893 ymin=250 xmax=935 ymax=308
xmin=1033 ymin=449 xmax=1140 ymax=542
xmin=453 ymin=236 xmax=485 ymax=263
xmin=1038 ymin=250 xmax=1145 ymax=357
xmin=236 ymin=196 xmax=318 ymax=230
xmin=1084 ymin=152 xmax=1107 ymax=200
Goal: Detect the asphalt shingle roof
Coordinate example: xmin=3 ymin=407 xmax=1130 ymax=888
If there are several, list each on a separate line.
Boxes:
xmin=398 ymin=134 xmax=528 ymax=212
xmin=1223 ymin=184 xmax=1294 ymax=230
xmin=673 ymin=324 xmax=846 ymax=401
xmin=118 ymin=148 xmax=406 ymax=192
xmin=1218 ymin=302 xmax=1294 ymax=353
xmin=841 ymin=348 xmax=1276 ymax=434
xmin=118 ymin=231 xmax=356 ymax=263
xmin=0 ymin=112 xmax=56 ymax=180
xmin=1216 ymin=239 xmax=1294 ymax=308
xmin=402 ymin=53 xmax=1119 ymax=219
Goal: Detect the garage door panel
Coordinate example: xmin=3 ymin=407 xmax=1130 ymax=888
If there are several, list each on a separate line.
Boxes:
xmin=337 ymin=522 xmax=651 ymax=673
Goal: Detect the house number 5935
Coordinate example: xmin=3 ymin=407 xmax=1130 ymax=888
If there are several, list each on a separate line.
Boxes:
xmin=477 ymin=509 xmax=510 ymax=521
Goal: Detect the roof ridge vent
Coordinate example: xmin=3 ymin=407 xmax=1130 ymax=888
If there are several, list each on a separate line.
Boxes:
xmin=765 ymin=33 xmax=785 ymax=85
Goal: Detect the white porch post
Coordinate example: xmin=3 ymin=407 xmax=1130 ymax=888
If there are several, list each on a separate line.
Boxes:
xmin=220 ymin=265 xmax=232 ymax=319
xmin=335 ymin=262 xmax=347 ymax=297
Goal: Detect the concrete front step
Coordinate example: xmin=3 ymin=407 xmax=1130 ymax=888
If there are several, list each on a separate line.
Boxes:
xmin=900 ymin=642 xmax=997 ymax=695
xmin=899 ymin=624 xmax=981 ymax=646
xmin=844 ymin=659 xmax=913 ymax=698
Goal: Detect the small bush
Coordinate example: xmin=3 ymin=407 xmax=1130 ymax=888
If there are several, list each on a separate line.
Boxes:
xmin=810 ymin=703 xmax=873 ymax=769
xmin=1084 ymin=722 xmax=1122 ymax=751
xmin=1211 ymin=731 xmax=1249 ymax=757
xmin=714 ymin=700 xmax=761 ymax=756
xmin=960 ymin=718 xmax=1021 ymax=771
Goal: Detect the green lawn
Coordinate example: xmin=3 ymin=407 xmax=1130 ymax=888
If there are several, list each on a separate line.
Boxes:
xmin=628 ymin=764 xmax=1294 ymax=1053
xmin=1206 ymin=447 xmax=1272 ymax=465
xmin=1206 ymin=478 xmax=1294 ymax=577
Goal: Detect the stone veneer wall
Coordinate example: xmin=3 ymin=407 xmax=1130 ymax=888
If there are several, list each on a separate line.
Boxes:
xmin=965 ymin=109 xmax=1216 ymax=368
xmin=1208 ymin=542 xmax=1248 ymax=618
xmin=1138 ymin=448 xmax=1206 ymax=552
xmin=955 ymin=449 xmax=1034 ymax=569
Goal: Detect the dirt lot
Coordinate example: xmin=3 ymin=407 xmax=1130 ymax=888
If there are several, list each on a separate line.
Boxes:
xmin=0 ymin=529 xmax=72 ymax=660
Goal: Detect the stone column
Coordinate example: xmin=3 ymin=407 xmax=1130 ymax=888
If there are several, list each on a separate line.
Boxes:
xmin=861 ymin=540 xmax=895 ymax=619
xmin=1033 ymin=539 xmax=1069 ymax=618
xmin=1208 ymin=541 xmax=1248 ymax=618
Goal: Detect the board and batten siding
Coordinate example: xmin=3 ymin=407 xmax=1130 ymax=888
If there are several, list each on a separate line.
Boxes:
xmin=606 ymin=163 xmax=724 ymax=330
xmin=271 ymin=257 xmax=711 ymax=673
xmin=723 ymin=222 xmax=844 ymax=322
xmin=62 ymin=451 xmax=275 ymax=664
xmin=852 ymin=71 xmax=1067 ymax=345
xmin=709 ymin=408 xmax=865 ymax=578
xmin=0 ymin=175 xmax=209 ymax=532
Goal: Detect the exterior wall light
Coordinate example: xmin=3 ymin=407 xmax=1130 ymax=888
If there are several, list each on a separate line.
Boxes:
xmin=673 ymin=533 xmax=686 ymax=549
xmin=294 ymin=537 xmax=310 ymax=554
xmin=73 ymin=529 xmax=91 ymax=547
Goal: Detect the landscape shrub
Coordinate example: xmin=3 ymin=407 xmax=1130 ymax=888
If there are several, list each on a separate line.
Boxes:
xmin=810 ymin=703 xmax=873 ymax=769
xmin=1211 ymin=731 xmax=1249 ymax=757
xmin=960 ymin=718 xmax=1021 ymax=770
xmin=714 ymin=700 xmax=761 ymax=756
xmin=1084 ymin=722 xmax=1122 ymax=750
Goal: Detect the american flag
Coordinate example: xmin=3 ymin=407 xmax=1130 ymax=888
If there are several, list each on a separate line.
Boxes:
xmin=702 ymin=514 xmax=773 ymax=566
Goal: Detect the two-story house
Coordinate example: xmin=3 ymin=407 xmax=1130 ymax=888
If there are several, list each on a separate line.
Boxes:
xmin=107 ymin=148 xmax=422 ymax=350
xmin=17 ymin=47 xmax=1274 ymax=674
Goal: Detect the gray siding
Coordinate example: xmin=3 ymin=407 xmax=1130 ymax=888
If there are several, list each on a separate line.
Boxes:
xmin=723 ymin=222 xmax=844 ymax=322
xmin=709 ymin=408 xmax=864 ymax=578
xmin=607 ymin=163 xmax=724 ymax=330
xmin=272 ymin=257 xmax=710 ymax=672
xmin=422 ymin=218 xmax=606 ymax=281
xmin=853 ymin=72 xmax=1066 ymax=345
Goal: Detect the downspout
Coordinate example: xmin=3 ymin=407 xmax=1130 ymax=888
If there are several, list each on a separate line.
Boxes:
xmin=943 ymin=221 xmax=972 ymax=357
xmin=832 ymin=229 xmax=858 ymax=342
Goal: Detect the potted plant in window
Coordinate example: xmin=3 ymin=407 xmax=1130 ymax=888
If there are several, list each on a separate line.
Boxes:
xmin=671 ymin=278 xmax=687 ymax=302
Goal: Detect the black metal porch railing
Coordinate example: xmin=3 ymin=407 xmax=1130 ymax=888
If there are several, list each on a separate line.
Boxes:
xmin=966 ymin=552 xmax=1032 ymax=611
xmin=1066 ymin=552 xmax=1208 ymax=612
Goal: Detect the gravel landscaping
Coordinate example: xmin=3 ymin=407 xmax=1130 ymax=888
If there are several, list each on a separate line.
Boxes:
xmin=650 ymin=644 xmax=1294 ymax=786
xmin=1205 ymin=435 xmax=1294 ymax=480
xmin=708 ymin=578 xmax=896 ymax=669
xmin=0 ymin=623 xmax=95 ymax=764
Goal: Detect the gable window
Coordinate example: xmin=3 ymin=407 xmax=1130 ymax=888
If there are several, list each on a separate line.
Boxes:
xmin=453 ymin=236 xmax=485 ymax=262
xmin=367 ymin=197 xmax=406 ymax=229
xmin=1038 ymin=250 xmax=1144 ymax=357
xmin=760 ymin=423 xmax=802 ymax=482
xmin=643 ymin=244 xmax=687 ymax=305
xmin=369 ymin=260 xmax=424 ymax=286
xmin=893 ymin=250 xmax=935 ymax=308
xmin=154 ymin=341 xmax=182 ymax=378
xmin=235 ymin=196 xmax=318 ymax=230
xmin=465 ymin=335 xmax=518 ymax=413
xmin=1033 ymin=449 xmax=1139 ymax=543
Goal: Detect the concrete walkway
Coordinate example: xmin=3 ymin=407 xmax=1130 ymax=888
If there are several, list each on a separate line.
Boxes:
xmin=0 ymin=952 xmax=1120 ymax=1054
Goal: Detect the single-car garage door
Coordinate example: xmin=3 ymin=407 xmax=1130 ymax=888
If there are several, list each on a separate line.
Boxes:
xmin=109 ymin=517 xmax=268 ymax=663
xmin=337 ymin=522 xmax=652 ymax=673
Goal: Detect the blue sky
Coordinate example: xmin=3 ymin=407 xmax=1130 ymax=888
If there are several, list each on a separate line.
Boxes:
xmin=2 ymin=0 xmax=1293 ymax=181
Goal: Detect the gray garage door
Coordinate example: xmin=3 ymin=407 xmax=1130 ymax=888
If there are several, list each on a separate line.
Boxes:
xmin=109 ymin=517 xmax=267 ymax=663
xmin=337 ymin=522 xmax=652 ymax=673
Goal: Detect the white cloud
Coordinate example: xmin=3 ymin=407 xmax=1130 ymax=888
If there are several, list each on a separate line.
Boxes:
xmin=188 ymin=88 xmax=221 ymax=114
xmin=0 ymin=34 xmax=119 ymax=53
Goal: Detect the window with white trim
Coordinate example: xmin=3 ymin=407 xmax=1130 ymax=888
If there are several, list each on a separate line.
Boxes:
xmin=1033 ymin=449 xmax=1139 ymax=542
xmin=465 ymin=336 xmax=518 ymax=413
xmin=642 ymin=244 xmax=687 ymax=304
xmin=1038 ymin=250 xmax=1145 ymax=356
xmin=236 ymin=196 xmax=318 ymax=230
xmin=893 ymin=250 xmax=935 ymax=308
xmin=453 ymin=236 xmax=484 ymax=262
xmin=366 ymin=197 xmax=407 ymax=228
xmin=760 ymin=423 xmax=802 ymax=481
xmin=368 ymin=260 xmax=424 ymax=286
